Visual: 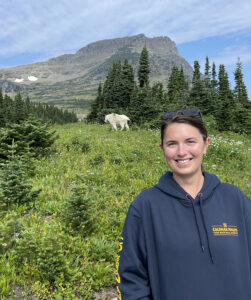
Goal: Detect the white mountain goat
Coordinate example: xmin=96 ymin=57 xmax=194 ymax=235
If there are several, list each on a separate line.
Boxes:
xmin=104 ymin=113 xmax=130 ymax=131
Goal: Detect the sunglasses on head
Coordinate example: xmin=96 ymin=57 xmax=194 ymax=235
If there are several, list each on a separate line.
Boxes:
xmin=162 ymin=108 xmax=202 ymax=120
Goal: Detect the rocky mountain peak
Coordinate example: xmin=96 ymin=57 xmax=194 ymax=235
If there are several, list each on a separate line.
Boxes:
xmin=0 ymin=34 xmax=193 ymax=111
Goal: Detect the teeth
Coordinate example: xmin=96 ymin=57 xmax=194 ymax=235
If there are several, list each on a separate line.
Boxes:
xmin=177 ymin=159 xmax=189 ymax=163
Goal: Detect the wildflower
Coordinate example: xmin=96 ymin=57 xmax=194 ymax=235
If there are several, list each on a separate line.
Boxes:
xmin=14 ymin=233 xmax=20 ymax=238
xmin=2 ymin=243 xmax=7 ymax=247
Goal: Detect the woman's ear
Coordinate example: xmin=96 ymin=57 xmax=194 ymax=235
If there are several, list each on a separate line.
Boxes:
xmin=203 ymin=137 xmax=210 ymax=155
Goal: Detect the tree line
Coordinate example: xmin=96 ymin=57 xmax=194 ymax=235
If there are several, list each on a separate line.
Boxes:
xmin=87 ymin=46 xmax=251 ymax=133
xmin=0 ymin=91 xmax=78 ymax=128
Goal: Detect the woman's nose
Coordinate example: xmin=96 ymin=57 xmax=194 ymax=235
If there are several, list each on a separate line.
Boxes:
xmin=177 ymin=144 xmax=187 ymax=156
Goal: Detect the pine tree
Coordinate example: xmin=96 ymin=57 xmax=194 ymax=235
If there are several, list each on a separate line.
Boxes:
xmin=167 ymin=66 xmax=180 ymax=105
xmin=13 ymin=92 xmax=26 ymax=123
xmin=152 ymin=82 xmax=165 ymax=106
xmin=120 ymin=59 xmax=134 ymax=109
xmin=167 ymin=66 xmax=189 ymax=110
xmin=0 ymin=141 xmax=40 ymax=210
xmin=203 ymin=57 xmax=218 ymax=116
xmin=204 ymin=56 xmax=211 ymax=89
xmin=63 ymin=183 xmax=95 ymax=236
xmin=233 ymin=58 xmax=250 ymax=109
xmin=3 ymin=94 xmax=14 ymax=124
xmin=0 ymin=117 xmax=57 ymax=160
xmin=103 ymin=61 xmax=123 ymax=109
xmin=189 ymin=61 xmax=208 ymax=113
xmin=0 ymin=90 xmax=6 ymax=128
xmin=137 ymin=46 xmax=150 ymax=88
xmin=216 ymin=64 xmax=235 ymax=131
xmin=211 ymin=62 xmax=218 ymax=89
xmin=87 ymin=83 xmax=104 ymax=122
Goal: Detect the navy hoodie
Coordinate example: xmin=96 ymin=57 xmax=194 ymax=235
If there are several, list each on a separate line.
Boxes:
xmin=116 ymin=172 xmax=251 ymax=300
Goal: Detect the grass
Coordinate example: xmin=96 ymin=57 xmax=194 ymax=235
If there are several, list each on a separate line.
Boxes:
xmin=0 ymin=122 xmax=250 ymax=299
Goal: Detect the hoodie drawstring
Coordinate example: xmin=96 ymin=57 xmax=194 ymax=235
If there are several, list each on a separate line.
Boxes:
xmin=187 ymin=193 xmax=214 ymax=264
xmin=189 ymin=195 xmax=205 ymax=253
xmin=199 ymin=193 xmax=214 ymax=264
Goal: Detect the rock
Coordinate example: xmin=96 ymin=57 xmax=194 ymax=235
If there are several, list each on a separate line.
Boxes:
xmin=92 ymin=287 xmax=118 ymax=300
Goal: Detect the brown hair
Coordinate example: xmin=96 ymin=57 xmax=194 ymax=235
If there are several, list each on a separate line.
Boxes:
xmin=160 ymin=115 xmax=208 ymax=146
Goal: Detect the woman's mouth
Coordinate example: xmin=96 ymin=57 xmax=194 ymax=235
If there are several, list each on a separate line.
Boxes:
xmin=175 ymin=158 xmax=192 ymax=164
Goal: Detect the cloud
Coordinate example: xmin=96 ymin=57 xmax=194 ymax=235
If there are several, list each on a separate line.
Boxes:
xmin=0 ymin=0 xmax=250 ymax=59
xmin=205 ymin=45 xmax=251 ymax=67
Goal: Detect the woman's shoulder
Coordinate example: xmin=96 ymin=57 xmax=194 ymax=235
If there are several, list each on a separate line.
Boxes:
xmin=130 ymin=186 xmax=160 ymax=212
xmin=216 ymin=181 xmax=250 ymax=209
xmin=217 ymin=181 xmax=248 ymax=196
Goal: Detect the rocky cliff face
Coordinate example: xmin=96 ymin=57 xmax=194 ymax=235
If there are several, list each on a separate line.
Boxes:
xmin=0 ymin=34 xmax=193 ymax=111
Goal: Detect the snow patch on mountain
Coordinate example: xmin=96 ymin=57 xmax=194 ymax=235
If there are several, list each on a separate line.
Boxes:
xmin=28 ymin=76 xmax=38 ymax=81
xmin=14 ymin=78 xmax=24 ymax=83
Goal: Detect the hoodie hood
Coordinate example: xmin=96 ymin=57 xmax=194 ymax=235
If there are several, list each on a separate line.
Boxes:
xmin=154 ymin=171 xmax=221 ymax=207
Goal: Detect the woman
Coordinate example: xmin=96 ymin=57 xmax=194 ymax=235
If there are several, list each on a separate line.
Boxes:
xmin=116 ymin=108 xmax=251 ymax=300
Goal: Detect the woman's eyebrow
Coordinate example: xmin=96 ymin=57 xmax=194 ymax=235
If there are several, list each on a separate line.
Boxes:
xmin=165 ymin=139 xmax=177 ymax=143
xmin=185 ymin=137 xmax=197 ymax=141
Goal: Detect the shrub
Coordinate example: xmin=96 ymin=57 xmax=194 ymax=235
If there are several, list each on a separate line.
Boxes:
xmin=0 ymin=143 xmax=40 ymax=211
xmin=14 ymin=221 xmax=70 ymax=283
xmin=0 ymin=117 xmax=57 ymax=160
xmin=62 ymin=183 xmax=95 ymax=236
xmin=0 ymin=212 xmax=23 ymax=253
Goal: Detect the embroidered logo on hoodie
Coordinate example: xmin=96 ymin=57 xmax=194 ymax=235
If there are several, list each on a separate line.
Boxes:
xmin=212 ymin=223 xmax=239 ymax=236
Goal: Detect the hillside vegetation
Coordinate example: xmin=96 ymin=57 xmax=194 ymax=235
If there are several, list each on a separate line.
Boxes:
xmin=0 ymin=122 xmax=250 ymax=299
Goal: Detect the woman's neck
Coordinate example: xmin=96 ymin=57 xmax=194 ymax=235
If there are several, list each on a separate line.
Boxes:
xmin=173 ymin=172 xmax=204 ymax=199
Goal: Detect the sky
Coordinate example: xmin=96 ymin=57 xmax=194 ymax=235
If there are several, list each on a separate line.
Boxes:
xmin=0 ymin=0 xmax=250 ymax=97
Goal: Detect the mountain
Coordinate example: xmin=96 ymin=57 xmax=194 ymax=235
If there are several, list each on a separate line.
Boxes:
xmin=0 ymin=34 xmax=193 ymax=112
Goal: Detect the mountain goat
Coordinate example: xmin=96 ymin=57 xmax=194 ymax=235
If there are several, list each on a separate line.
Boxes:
xmin=104 ymin=113 xmax=130 ymax=131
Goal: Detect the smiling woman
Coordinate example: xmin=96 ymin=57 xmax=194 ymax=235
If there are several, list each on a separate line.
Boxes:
xmin=116 ymin=108 xmax=251 ymax=300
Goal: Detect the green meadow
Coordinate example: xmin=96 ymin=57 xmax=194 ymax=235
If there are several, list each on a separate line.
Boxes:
xmin=0 ymin=122 xmax=250 ymax=299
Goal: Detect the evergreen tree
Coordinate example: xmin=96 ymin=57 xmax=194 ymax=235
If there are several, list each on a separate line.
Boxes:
xmin=87 ymin=83 xmax=104 ymax=122
xmin=167 ymin=66 xmax=189 ymax=109
xmin=0 ymin=117 xmax=57 ymax=160
xmin=203 ymin=57 xmax=218 ymax=116
xmin=167 ymin=66 xmax=180 ymax=105
xmin=0 ymin=90 xmax=77 ymax=126
xmin=216 ymin=64 xmax=235 ymax=131
xmin=13 ymin=92 xmax=26 ymax=123
xmin=103 ymin=61 xmax=123 ymax=109
xmin=211 ymin=62 xmax=218 ymax=89
xmin=3 ymin=94 xmax=14 ymax=123
xmin=0 ymin=141 xmax=40 ymax=210
xmin=137 ymin=46 xmax=150 ymax=88
xmin=0 ymin=90 xmax=6 ymax=128
xmin=233 ymin=58 xmax=250 ymax=108
xmin=120 ymin=59 xmax=134 ymax=108
xmin=128 ymin=83 xmax=140 ymax=124
xmin=63 ymin=183 xmax=95 ymax=236
xmin=152 ymin=82 xmax=165 ymax=106
xmin=204 ymin=56 xmax=211 ymax=89
xmin=232 ymin=102 xmax=251 ymax=134
xmin=189 ymin=61 xmax=208 ymax=113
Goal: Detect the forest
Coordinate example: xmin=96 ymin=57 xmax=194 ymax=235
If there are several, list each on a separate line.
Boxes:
xmin=88 ymin=46 xmax=251 ymax=134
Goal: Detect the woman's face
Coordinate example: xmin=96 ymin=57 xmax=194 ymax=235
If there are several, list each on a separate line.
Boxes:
xmin=161 ymin=122 xmax=210 ymax=180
